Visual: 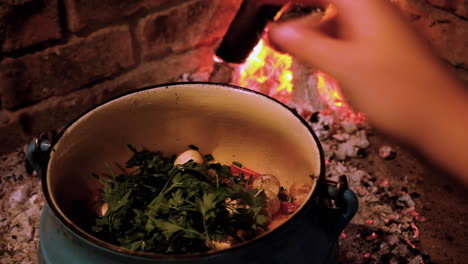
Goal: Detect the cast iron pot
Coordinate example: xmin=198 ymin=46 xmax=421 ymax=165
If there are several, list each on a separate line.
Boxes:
xmin=28 ymin=82 xmax=358 ymax=264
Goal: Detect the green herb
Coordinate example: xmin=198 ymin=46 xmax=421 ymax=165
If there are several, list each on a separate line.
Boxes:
xmin=232 ymin=161 xmax=243 ymax=168
xmin=188 ymin=144 xmax=199 ymax=150
xmin=90 ymin=145 xmax=268 ymax=254
xmin=203 ymin=154 xmax=214 ymax=162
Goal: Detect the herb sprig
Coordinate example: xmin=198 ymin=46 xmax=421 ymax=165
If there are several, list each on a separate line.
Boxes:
xmin=90 ymin=145 xmax=268 ymax=254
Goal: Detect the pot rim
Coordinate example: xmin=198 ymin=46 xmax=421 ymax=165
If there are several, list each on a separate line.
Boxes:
xmin=42 ymin=81 xmax=326 ymax=259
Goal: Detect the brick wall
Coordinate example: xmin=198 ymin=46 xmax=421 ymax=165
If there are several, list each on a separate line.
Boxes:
xmin=0 ymin=0 xmax=467 ymax=155
xmin=0 ymin=0 xmax=241 ymax=155
xmin=392 ymin=0 xmax=468 ymax=84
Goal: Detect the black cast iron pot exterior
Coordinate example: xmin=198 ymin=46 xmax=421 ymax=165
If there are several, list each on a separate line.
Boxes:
xmin=28 ymin=82 xmax=358 ymax=264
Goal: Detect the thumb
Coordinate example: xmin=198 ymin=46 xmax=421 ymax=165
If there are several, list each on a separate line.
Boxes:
xmin=267 ymin=18 xmax=347 ymax=74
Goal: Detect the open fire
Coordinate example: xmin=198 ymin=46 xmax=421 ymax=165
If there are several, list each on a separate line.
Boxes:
xmin=232 ymin=39 xmax=294 ymax=103
xmin=0 ymin=0 xmax=465 ymax=262
xmin=1 ymin=31 xmax=429 ymax=264
xmin=232 ymin=36 xmax=364 ymax=122
xmin=0 ymin=35 xmax=436 ymax=264
xmin=228 ymin=37 xmax=429 ymax=263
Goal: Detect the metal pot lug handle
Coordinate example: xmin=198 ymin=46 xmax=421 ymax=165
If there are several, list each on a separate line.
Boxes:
xmin=26 ymin=133 xmax=51 ymax=178
xmin=317 ymin=175 xmax=359 ymax=239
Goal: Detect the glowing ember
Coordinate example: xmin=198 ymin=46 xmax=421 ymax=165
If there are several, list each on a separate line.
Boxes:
xmin=411 ymin=223 xmax=420 ymax=239
xmin=365 ymin=232 xmax=378 ymax=240
xmin=234 ymin=39 xmax=294 ymax=104
xmin=407 ymin=240 xmax=417 ymax=249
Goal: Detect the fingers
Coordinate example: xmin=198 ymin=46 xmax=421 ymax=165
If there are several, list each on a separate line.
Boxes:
xmin=267 ymin=19 xmax=347 ymax=73
xmin=265 ymin=0 xmax=387 ymax=71
xmin=251 ymin=0 xmax=364 ymax=13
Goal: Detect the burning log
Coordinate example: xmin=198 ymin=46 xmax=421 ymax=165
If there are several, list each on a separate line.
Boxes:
xmin=215 ymin=1 xmax=283 ymax=64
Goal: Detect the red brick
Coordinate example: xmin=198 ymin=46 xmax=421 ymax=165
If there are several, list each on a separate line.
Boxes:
xmin=0 ymin=86 xmax=100 ymax=156
xmin=427 ymin=0 xmax=468 ymax=18
xmin=137 ymin=0 xmax=241 ymax=61
xmin=393 ymin=0 xmax=468 ymax=83
xmin=64 ymin=0 xmax=178 ymax=32
xmin=1 ymin=0 xmax=62 ymax=52
xmin=0 ymin=25 xmax=135 ymax=109
xmin=92 ymin=45 xmax=217 ymax=103
xmin=17 ymin=87 xmax=100 ymax=140
xmin=0 ymin=45 xmax=217 ymax=155
xmin=0 ymin=110 xmax=28 ymax=155
xmin=401 ymin=1 xmax=468 ymax=62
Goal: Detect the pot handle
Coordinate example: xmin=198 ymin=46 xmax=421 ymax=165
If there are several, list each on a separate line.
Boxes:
xmin=316 ymin=175 xmax=359 ymax=240
xmin=26 ymin=134 xmax=51 ymax=178
xmin=337 ymin=188 xmax=359 ymax=232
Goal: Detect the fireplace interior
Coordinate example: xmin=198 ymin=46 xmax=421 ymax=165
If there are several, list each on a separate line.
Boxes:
xmin=0 ymin=0 xmax=467 ymax=263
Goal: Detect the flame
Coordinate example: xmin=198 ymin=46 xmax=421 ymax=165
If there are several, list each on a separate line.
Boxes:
xmin=316 ymin=71 xmax=346 ymax=110
xmin=235 ymin=39 xmax=294 ymax=104
xmin=315 ymin=70 xmax=365 ymax=121
xmin=233 ymin=37 xmax=365 ymax=122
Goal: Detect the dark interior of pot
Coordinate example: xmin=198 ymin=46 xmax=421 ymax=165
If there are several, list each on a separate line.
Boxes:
xmin=45 ymin=82 xmax=323 ymax=249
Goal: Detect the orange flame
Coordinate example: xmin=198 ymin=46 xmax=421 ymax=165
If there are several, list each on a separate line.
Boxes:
xmin=316 ymin=71 xmax=346 ymax=110
xmin=234 ymin=38 xmax=364 ymax=122
xmin=235 ymin=39 xmax=294 ymax=104
xmin=315 ymin=70 xmax=365 ymax=121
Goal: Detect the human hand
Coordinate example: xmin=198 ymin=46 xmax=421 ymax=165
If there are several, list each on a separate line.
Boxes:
xmin=260 ymin=0 xmax=456 ymax=131
xmin=252 ymin=0 xmax=468 ymax=185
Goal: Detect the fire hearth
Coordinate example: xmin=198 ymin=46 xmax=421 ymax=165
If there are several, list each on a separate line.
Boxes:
xmin=0 ymin=0 xmax=467 ymax=263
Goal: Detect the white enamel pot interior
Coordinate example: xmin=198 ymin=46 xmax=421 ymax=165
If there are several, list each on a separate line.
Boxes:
xmin=44 ymin=82 xmax=325 ymax=257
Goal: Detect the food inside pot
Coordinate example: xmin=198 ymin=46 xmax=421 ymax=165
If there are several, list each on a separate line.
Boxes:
xmin=88 ymin=145 xmax=310 ymax=254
